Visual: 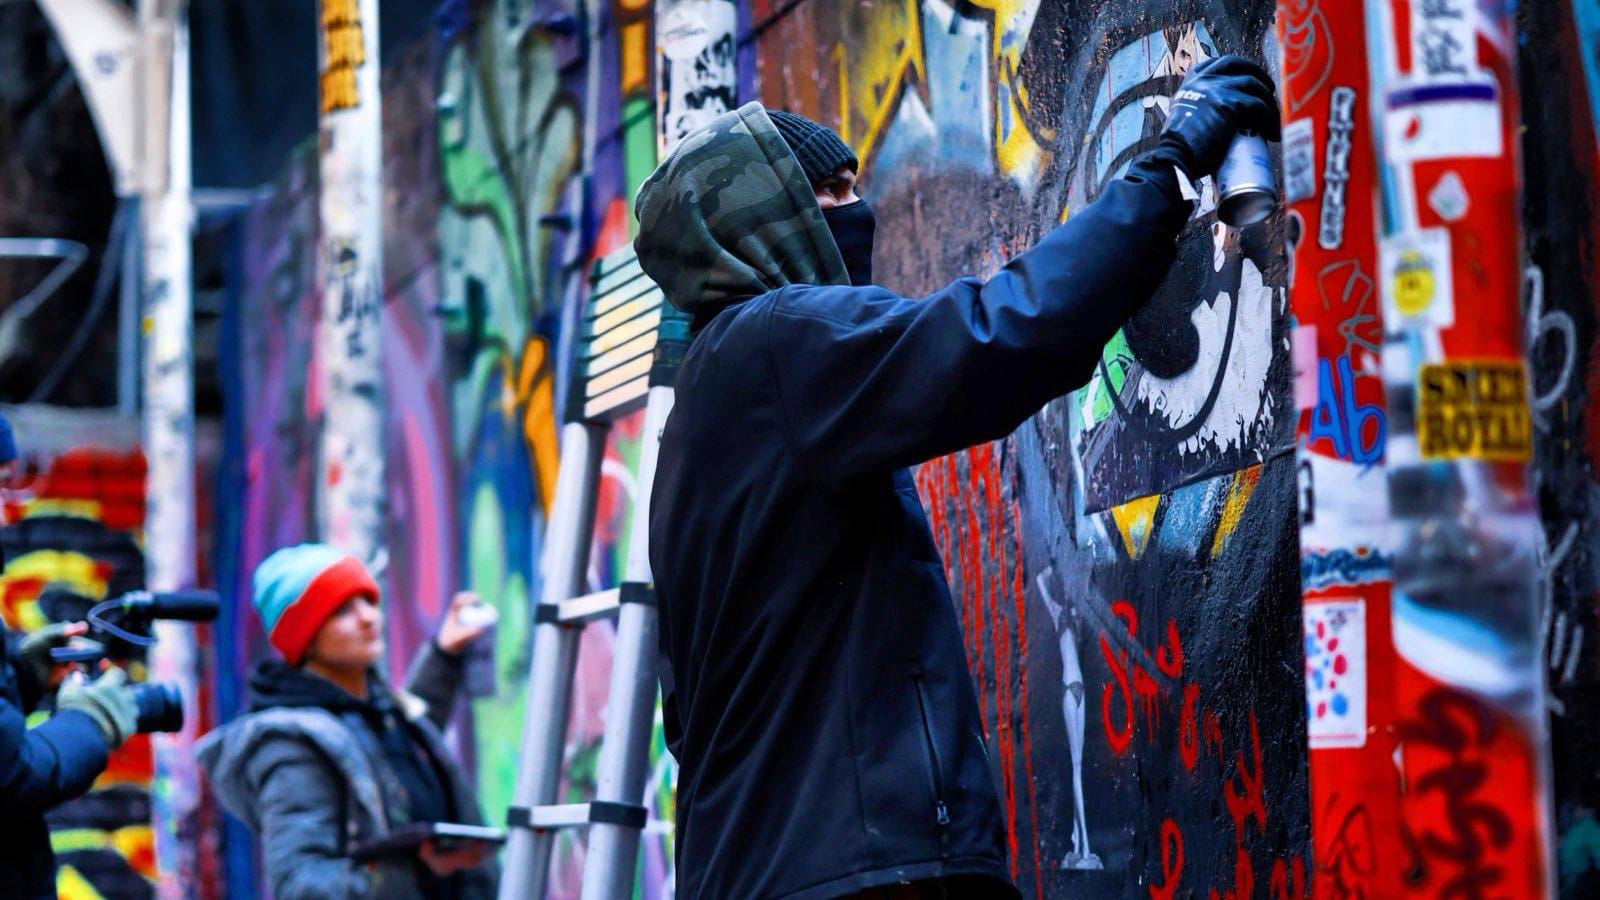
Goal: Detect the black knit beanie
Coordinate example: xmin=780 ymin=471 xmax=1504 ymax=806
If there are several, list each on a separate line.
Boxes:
xmin=767 ymin=109 xmax=858 ymax=188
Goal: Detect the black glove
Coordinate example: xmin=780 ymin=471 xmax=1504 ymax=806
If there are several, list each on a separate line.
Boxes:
xmin=1157 ymin=55 xmax=1282 ymax=179
xmin=16 ymin=622 xmax=76 ymax=698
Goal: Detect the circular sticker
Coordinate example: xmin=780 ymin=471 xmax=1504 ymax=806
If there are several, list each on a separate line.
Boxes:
xmin=659 ymin=4 xmax=714 ymax=61
xmin=1392 ymin=250 xmax=1435 ymax=317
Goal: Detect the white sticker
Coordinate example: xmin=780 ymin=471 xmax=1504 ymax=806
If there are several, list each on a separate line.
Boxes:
xmin=1383 ymin=78 xmax=1503 ymax=161
xmin=659 ymin=2 xmax=719 ymax=61
xmin=1380 ymin=227 xmax=1456 ymax=328
xmin=1318 ymin=88 xmax=1357 ymax=250
xmin=1304 ymin=597 xmax=1367 ymax=749
xmin=1292 ymin=324 xmax=1319 ymax=411
xmin=1427 ymin=170 xmax=1470 ymax=221
xmin=1409 ymin=0 xmax=1478 ymax=83
xmin=1282 ymin=118 xmax=1317 ymax=203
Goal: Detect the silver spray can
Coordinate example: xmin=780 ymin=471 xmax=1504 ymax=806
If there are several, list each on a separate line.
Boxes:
xmin=457 ymin=599 xmax=499 ymax=698
xmin=1215 ymin=132 xmax=1277 ymax=227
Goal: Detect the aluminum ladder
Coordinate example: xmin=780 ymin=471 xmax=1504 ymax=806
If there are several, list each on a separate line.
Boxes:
xmin=499 ymin=246 xmax=687 ymax=900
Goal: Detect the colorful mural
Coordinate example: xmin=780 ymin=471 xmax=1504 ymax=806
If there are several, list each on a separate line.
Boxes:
xmin=226 ymin=1 xmax=666 ymax=896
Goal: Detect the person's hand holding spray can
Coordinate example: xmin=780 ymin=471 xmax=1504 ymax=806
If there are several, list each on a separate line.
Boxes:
xmin=438 ymin=591 xmax=499 ymax=697
xmin=1157 ymin=54 xmax=1283 ymax=226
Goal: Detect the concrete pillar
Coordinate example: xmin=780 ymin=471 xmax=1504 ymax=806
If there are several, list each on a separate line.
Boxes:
xmin=315 ymin=0 xmax=386 ymax=571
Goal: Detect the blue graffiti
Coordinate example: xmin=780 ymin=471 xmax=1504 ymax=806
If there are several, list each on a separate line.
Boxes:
xmin=1302 ymin=547 xmax=1392 ymax=590
xmin=1309 ymin=354 xmax=1386 ymax=465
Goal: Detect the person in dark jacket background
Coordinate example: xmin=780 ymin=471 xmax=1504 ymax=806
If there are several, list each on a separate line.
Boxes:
xmin=637 ymin=57 xmax=1280 ymax=899
xmin=0 ymin=412 xmax=143 ymax=900
xmin=197 ymin=543 xmax=498 ymax=900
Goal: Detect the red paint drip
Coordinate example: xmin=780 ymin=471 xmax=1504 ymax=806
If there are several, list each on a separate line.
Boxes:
xmin=1009 ymin=492 xmax=1045 ymax=900
xmin=971 ymin=443 xmax=1020 ymax=877
xmin=957 ymin=450 xmax=989 ymax=734
xmin=1180 ymin=683 xmax=1201 ymax=772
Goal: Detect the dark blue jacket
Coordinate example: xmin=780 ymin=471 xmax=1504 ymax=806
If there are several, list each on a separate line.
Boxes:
xmin=641 ymin=103 xmax=1191 ymax=899
xmin=0 ymin=623 xmax=111 ymax=900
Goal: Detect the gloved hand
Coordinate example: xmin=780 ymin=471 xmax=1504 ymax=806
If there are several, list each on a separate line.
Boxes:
xmin=1158 ymin=55 xmax=1282 ymax=179
xmin=56 ymin=667 xmax=138 ymax=748
xmin=16 ymin=621 xmax=85 ymax=697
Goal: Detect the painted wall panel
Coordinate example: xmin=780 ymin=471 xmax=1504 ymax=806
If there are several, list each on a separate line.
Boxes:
xmin=1519 ymin=0 xmax=1600 ymax=894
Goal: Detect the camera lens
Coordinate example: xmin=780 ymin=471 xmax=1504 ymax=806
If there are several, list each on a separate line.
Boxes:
xmin=131 ymin=682 xmax=184 ymax=733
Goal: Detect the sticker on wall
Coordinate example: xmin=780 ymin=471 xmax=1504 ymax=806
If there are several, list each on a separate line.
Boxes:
xmin=1282 ymin=118 xmax=1317 ymax=203
xmin=659 ymin=2 xmax=717 ymax=60
xmin=1292 ymin=324 xmax=1319 ymax=410
xmin=1417 ymin=360 xmax=1533 ymax=461
xmin=657 ymin=0 xmax=737 ymax=151
xmin=1382 ymin=79 xmax=1503 ymax=161
xmin=1318 ymin=88 xmax=1356 ymax=250
xmin=1381 ymin=228 xmax=1455 ymax=328
xmin=1426 ymin=170 xmax=1470 ymax=221
xmin=1304 ymin=596 xmax=1367 ymax=748
xmin=1408 ymin=0 xmax=1478 ymax=83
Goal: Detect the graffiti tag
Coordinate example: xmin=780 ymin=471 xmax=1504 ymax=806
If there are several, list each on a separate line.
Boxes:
xmin=1301 ymin=547 xmax=1390 ymax=590
xmin=1319 ymin=88 xmax=1357 ymax=250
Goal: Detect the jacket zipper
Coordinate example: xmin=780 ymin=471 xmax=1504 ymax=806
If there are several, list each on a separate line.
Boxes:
xmin=911 ymin=673 xmax=951 ymax=828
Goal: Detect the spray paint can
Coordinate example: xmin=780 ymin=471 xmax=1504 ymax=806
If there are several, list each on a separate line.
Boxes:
xmin=457 ymin=599 xmax=499 ymax=698
xmin=1216 ymin=132 xmax=1277 ymax=227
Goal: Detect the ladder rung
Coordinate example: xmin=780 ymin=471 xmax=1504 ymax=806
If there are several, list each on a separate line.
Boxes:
xmin=584 ymin=376 xmax=650 ymax=421
xmin=508 ymin=802 xmax=648 ymax=831
xmin=535 ymin=583 xmax=657 ymax=626
xmin=549 ymin=588 xmax=621 ymax=624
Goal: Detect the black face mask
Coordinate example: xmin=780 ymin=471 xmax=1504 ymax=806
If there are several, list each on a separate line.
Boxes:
xmin=822 ymin=198 xmax=876 ymax=287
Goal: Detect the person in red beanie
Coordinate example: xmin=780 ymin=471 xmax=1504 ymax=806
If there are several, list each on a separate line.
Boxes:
xmin=198 ymin=544 xmax=499 ymax=900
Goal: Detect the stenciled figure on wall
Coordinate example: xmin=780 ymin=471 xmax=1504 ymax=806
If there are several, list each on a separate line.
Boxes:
xmin=1036 ymin=568 xmax=1102 ymax=871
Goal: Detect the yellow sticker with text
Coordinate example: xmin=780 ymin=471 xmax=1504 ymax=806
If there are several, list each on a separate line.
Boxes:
xmin=1417 ymin=361 xmax=1532 ymax=461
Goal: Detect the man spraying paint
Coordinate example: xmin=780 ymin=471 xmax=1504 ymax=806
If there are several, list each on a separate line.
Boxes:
xmin=637 ymin=56 xmax=1279 ymax=900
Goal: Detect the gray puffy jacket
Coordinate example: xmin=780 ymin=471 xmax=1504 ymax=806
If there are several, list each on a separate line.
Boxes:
xmin=197 ymin=645 xmax=496 ymax=899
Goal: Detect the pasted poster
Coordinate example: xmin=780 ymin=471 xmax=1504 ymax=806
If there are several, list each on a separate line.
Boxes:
xmin=656 ymin=0 xmax=738 ymax=153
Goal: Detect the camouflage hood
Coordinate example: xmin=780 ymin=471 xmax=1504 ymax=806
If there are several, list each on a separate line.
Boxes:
xmin=634 ymin=102 xmax=849 ymax=317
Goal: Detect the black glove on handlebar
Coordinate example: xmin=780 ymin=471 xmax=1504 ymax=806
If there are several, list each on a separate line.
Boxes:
xmin=1157 ymin=55 xmax=1282 ymax=179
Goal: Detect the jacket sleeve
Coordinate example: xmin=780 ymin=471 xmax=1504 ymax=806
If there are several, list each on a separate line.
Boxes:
xmin=0 ymin=702 xmax=110 ymax=814
xmin=403 ymin=641 xmax=465 ymax=732
xmin=247 ymin=736 xmax=372 ymax=900
xmin=765 ymin=155 xmax=1193 ymax=485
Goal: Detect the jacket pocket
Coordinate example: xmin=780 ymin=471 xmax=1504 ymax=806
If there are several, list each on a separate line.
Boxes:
xmin=911 ymin=672 xmax=951 ymax=830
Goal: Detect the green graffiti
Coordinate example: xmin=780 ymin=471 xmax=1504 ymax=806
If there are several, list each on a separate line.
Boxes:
xmin=467 ymin=479 xmax=532 ymax=819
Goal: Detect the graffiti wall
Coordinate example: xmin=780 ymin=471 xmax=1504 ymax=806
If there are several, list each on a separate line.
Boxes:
xmin=758 ymin=1 xmax=1308 ymax=896
xmin=215 ymin=0 xmax=1600 ymax=896
xmin=1519 ymin=0 xmax=1600 ymax=895
xmin=225 ymin=1 xmax=668 ymax=896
